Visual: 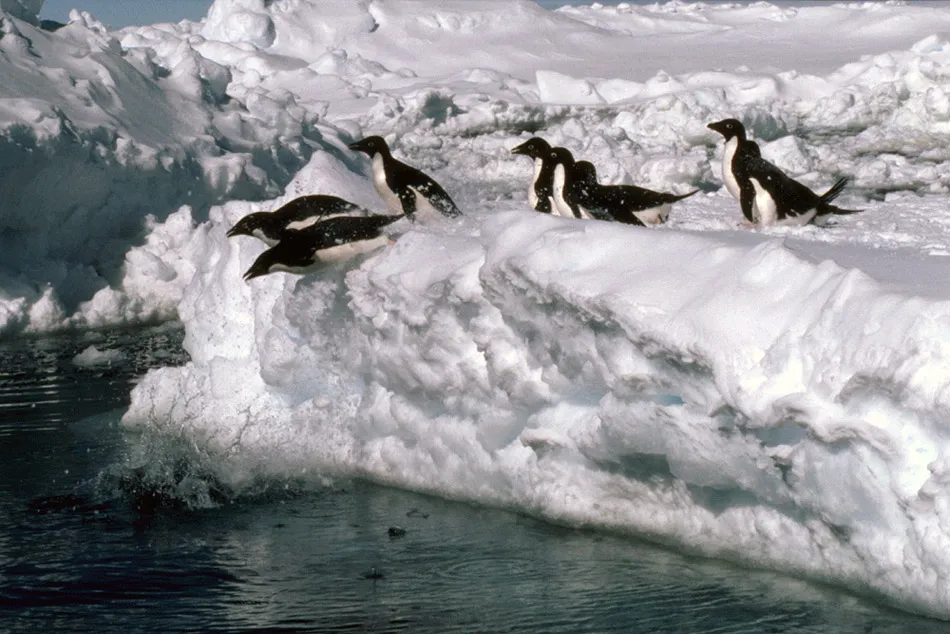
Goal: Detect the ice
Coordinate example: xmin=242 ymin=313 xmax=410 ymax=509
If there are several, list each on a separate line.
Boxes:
xmin=3 ymin=0 xmax=950 ymax=619
xmin=72 ymin=344 xmax=126 ymax=367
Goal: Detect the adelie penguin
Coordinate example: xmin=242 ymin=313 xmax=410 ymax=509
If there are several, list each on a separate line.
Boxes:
xmin=242 ymin=213 xmax=404 ymax=281
xmin=227 ymin=194 xmax=369 ymax=246
xmin=740 ymin=160 xmax=861 ymax=226
xmin=708 ymin=118 xmax=862 ymax=226
xmin=563 ymin=157 xmax=698 ymax=226
xmin=549 ymin=146 xmax=593 ymax=219
xmin=706 ymin=119 xmax=761 ymax=217
xmin=348 ymin=136 xmax=461 ymax=220
xmin=510 ymin=136 xmax=558 ymax=214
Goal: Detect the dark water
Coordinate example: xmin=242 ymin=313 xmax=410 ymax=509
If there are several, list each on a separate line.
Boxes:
xmin=2 ymin=327 xmax=950 ymax=633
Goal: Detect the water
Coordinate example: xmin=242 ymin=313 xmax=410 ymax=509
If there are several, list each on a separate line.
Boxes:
xmin=1 ymin=327 xmax=950 ymax=633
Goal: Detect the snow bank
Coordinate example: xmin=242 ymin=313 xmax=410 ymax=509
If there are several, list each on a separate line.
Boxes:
xmin=124 ymin=191 xmax=950 ymax=618
xmin=0 ymin=8 xmax=329 ymax=335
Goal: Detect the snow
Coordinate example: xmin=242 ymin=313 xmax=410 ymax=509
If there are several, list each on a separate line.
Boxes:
xmin=3 ymin=0 xmax=950 ymax=620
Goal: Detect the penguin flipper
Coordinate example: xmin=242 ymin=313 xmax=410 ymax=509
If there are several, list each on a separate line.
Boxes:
xmin=821 ymin=204 xmax=864 ymax=216
xmin=397 ymin=187 xmax=418 ymax=220
xmin=416 ymin=180 xmax=462 ymax=217
xmin=738 ymin=181 xmax=757 ymax=224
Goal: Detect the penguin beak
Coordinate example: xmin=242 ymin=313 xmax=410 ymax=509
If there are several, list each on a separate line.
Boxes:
xmin=510 ymin=142 xmax=529 ymax=155
xmin=347 ymin=140 xmax=366 ymax=153
xmin=707 ymin=121 xmax=726 ymax=136
xmin=226 ymin=224 xmax=244 ymax=238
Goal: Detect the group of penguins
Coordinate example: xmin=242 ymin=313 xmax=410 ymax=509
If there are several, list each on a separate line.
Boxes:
xmin=228 ymin=118 xmax=862 ymax=280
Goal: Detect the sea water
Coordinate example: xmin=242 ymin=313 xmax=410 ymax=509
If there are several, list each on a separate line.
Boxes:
xmin=1 ymin=327 xmax=949 ymax=633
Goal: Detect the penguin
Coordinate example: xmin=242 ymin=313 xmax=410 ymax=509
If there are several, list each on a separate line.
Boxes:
xmin=347 ymin=136 xmax=461 ymax=220
xmin=708 ymin=119 xmax=861 ymax=226
xmin=743 ymin=160 xmax=862 ymax=226
xmin=707 ymin=118 xmax=764 ymax=224
xmin=243 ymin=213 xmax=404 ymax=281
xmin=510 ymin=136 xmax=557 ymax=214
xmin=227 ymin=195 xmax=367 ymax=246
xmin=549 ymin=147 xmax=595 ymax=219
xmin=569 ymin=160 xmax=698 ymax=226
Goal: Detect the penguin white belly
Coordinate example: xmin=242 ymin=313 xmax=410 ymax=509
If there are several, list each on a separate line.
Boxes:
xmin=551 ymin=164 xmax=575 ymax=217
xmin=316 ymin=235 xmax=389 ymax=264
xmin=631 ymin=203 xmax=671 ymax=225
xmin=285 ymin=214 xmax=343 ymax=232
xmin=371 ymin=154 xmax=404 ymax=215
xmin=407 ymin=186 xmax=445 ymax=222
xmin=722 ymin=137 xmax=741 ymax=200
xmin=546 ymin=195 xmax=567 ymax=217
xmin=252 ymin=229 xmax=280 ymax=247
xmin=266 ymin=261 xmax=323 ymax=276
xmin=528 ymin=158 xmax=542 ymax=209
xmin=749 ymin=177 xmax=777 ymax=226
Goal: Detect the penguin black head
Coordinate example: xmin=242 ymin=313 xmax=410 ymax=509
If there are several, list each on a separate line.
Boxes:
xmin=573 ymin=161 xmax=598 ymax=186
xmin=707 ymin=118 xmax=747 ymax=141
xmin=227 ymin=212 xmax=271 ymax=239
xmin=348 ymin=136 xmax=391 ymax=158
xmin=510 ymin=137 xmax=552 ymax=159
xmin=243 ymin=248 xmax=282 ymax=282
xmin=550 ymin=146 xmax=576 ymax=168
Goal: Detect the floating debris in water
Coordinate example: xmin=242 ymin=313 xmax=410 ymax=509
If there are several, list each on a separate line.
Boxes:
xmin=388 ymin=526 xmax=407 ymax=538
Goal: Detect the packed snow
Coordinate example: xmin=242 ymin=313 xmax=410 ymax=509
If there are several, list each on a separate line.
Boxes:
xmin=5 ymin=0 xmax=950 ymax=620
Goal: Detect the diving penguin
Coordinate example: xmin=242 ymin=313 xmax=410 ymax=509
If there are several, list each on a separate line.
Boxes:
xmin=243 ymin=213 xmax=404 ymax=281
xmin=227 ymin=194 xmax=368 ymax=246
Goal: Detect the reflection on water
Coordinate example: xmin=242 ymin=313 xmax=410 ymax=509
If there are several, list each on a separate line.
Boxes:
xmin=1 ymin=327 xmax=949 ymax=633
xmin=0 ymin=324 xmax=188 ymax=434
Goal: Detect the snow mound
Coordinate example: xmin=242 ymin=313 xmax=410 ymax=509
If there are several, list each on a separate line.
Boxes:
xmin=124 ymin=196 xmax=950 ymax=619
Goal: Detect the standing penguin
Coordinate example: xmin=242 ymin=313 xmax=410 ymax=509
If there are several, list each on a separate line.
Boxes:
xmin=707 ymin=118 xmax=764 ymax=224
xmin=743 ymin=161 xmax=861 ymax=226
xmin=708 ymin=118 xmax=860 ymax=226
xmin=510 ymin=137 xmax=560 ymax=214
xmin=348 ymin=136 xmax=461 ymax=220
xmin=227 ymin=195 xmax=368 ymax=246
xmin=568 ymin=160 xmax=698 ymax=226
xmin=549 ymin=146 xmax=594 ymax=219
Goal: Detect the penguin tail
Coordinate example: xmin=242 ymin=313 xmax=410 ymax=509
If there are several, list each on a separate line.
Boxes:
xmin=671 ymin=189 xmax=700 ymax=203
xmin=819 ymin=177 xmax=848 ymax=204
xmin=823 ymin=204 xmax=864 ymax=216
